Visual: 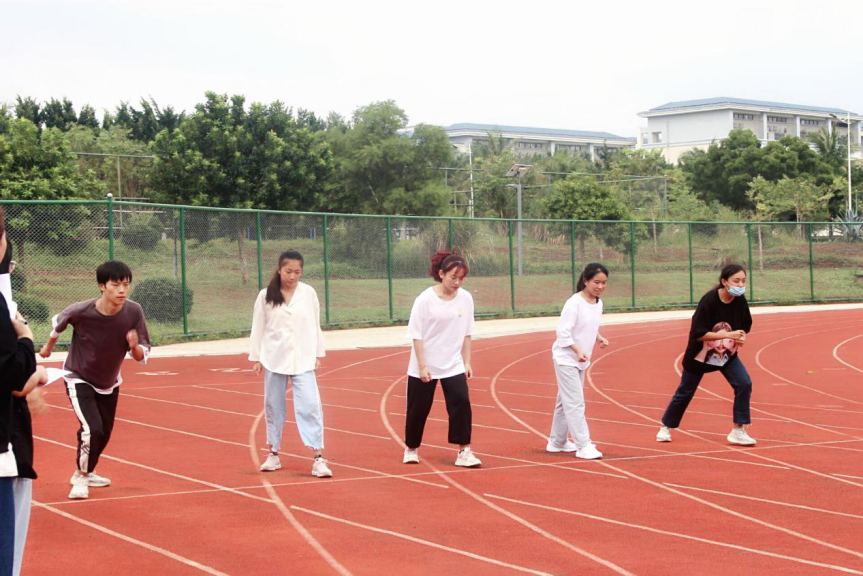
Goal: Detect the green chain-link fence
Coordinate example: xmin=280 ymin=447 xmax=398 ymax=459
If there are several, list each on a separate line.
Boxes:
xmin=3 ymin=198 xmax=862 ymax=345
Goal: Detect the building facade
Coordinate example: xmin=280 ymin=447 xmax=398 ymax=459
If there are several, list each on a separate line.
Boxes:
xmin=637 ymin=97 xmax=863 ymax=163
xmin=444 ymin=123 xmax=636 ymax=160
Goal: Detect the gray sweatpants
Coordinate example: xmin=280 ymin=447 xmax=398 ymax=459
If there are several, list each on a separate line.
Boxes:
xmin=548 ymin=361 xmax=593 ymax=450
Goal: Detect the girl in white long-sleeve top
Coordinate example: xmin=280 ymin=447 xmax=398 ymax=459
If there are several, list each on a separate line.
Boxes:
xmin=547 ymin=263 xmax=610 ymax=460
xmin=249 ymin=250 xmax=331 ymax=478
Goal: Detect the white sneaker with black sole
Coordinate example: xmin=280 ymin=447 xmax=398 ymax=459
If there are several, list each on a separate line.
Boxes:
xmin=312 ymin=458 xmax=333 ymax=478
xmin=455 ymin=448 xmax=482 ymax=468
xmin=260 ymin=453 xmax=281 ymax=472
xmin=403 ymin=448 xmax=419 ymax=464
xmin=70 ymin=470 xmax=111 ymax=487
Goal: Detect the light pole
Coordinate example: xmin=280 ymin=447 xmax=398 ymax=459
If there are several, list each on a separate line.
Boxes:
xmin=505 ymin=164 xmax=532 ymax=276
xmin=830 ymin=112 xmax=854 ymax=215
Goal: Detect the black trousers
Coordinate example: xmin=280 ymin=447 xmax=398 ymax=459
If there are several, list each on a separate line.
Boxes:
xmin=404 ymin=373 xmax=472 ymax=448
xmin=65 ymin=382 xmax=119 ymax=473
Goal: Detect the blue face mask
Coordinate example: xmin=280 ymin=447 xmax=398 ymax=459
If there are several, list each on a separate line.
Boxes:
xmin=727 ymin=285 xmax=746 ymax=297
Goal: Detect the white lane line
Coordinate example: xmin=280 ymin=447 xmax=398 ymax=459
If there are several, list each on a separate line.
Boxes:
xmin=33 ymin=501 xmax=230 ymax=575
xmin=122 ymin=393 xmax=392 ymax=440
xmin=483 ymin=494 xmax=863 ymax=575
xmin=388 ymin=412 xmax=529 ymax=434
xmin=834 ymin=474 xmax=863 ymax=481
xmin=492 ymin=337 xmax=863 ymax=563
xmin=291 ymin=506 xmax=554 ymax=576
xmin=380 ymin=376 xmax=634 ymax=576
xmin=43 ymin=402 xmax=445 ymax=489
xmin=832 ymin=334 xmax=863 ymax=375
xmin=249 ymin=412 xmax=353 ymax=576
xmin=664 ymin=483 xmax=863 ymax=520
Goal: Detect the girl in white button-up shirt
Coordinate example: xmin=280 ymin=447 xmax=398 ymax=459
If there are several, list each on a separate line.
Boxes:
xmin=249 ymin=250 xmax=331 ymax=478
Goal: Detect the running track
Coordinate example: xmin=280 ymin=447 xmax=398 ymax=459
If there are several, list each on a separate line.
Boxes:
xmin=23 ymin=308 xmax=863 ymax=575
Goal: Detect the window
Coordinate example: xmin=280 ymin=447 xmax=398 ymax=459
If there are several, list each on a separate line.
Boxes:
xmin=767 ymin=116 xmax=788 ymax=123
xmin=801 ymin=119 xmax=819 ymax=126
xmin=517 ymin=141 xmax=545 ymax=149
xmin=734 ymin=113 xmax=755 ymax=121
xmin=652 ymin=132 xmax=663 ymax=143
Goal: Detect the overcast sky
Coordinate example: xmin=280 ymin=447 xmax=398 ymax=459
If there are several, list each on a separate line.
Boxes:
xmin=3 ymin=0 xmax=862 ymax=137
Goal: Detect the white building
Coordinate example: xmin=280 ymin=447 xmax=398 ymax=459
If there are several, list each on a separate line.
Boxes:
xmin=637 ymin=97 xmax=863 ymax=163
xmin=444 ymin=123 xmax=635 ymax=161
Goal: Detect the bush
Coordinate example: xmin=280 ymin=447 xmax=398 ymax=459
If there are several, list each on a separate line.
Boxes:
xmin=16 ymin=294 xmax=49 ymax=323
xmin=121 ymin=212 xmax=163 ymax=251
xmin=130 ymin=277 xmax=194 ymax=323
xmin=11 ymin=268 xmax=26 ymax=292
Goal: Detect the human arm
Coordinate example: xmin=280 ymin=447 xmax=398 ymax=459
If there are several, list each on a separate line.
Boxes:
xmin=40 ymin=307 xmax=73 ymax=358
xmin=596 ymin=333 xmax=609 ymax=349
xmin=11 ymin=365 xmax=47 ymax=398
xmin=3 ymin=317 xmax=37 ymax=391
xmin=462 ymin=336 xmax=472 ymax=379
xmin=413 ymin=339 xmax=432 ymax=382
xmin=314 ymin=289 xmax=325 ymax=368
xmin=127 ymin=305 xmax=150 ymax=363
xmin=557 ymin=301 xmax=588 ymax=361
xmin=248 ymin=291 xmax=266 ymax=372
xmin=697 ymin=330 xmax=746 ymax=343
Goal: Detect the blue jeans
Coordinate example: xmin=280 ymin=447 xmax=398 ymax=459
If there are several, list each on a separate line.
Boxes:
xmin=0 ymin=477 xmax=14 ymax=576
xmin=661 ymin=355 xmax=752 ymax=428
xmin=264 ymin=369 xmax=324 ymax=452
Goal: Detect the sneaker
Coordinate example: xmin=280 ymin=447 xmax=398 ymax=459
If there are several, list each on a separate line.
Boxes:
xmin=575 ymin=444 xmax=603 ymax=460
xmin=403 ymin=448 xmax=420 ymax=464
xmin=656 ymin=426 xmax=672 ymax=443
xmin=454 ymin=448 xmax=482 ymax=468
xmin=311 ymin=457 xmax=333 ymax=478
xmin=70 ymin=470 xmax=111 ymax=487
xmin=727 ymin=427 xmax=757 ymax=446
xmin=546 ymin=439 xmax=578 ymax=453
xmin=260 ymin=453 xmax=281 ymax=472
xmin=68 ymin=475 xmax=89 ymax=500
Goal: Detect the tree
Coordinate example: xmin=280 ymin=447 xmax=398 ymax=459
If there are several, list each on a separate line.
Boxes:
xmin=14 ymin=96 xmax=41 ymax=128
xmin=679 ymin=129 xmax=762 ymax=211
xmin=807 ymin=127 xmax=842 ymax=169
xmin=113 ymin=98 xmax=185 ymax=143
xmin=150 ymin=92 xmax=333 ymax=283
xmin=42 ymin=98 xmax=78 ymax=131
xmin=77 ymin=105 xmax=100 ymax=130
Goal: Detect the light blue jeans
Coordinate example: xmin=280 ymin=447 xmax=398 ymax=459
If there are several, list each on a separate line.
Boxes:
xmin=264 ymin=369 xmax=324 ymax=452
xmin=12 ymin=478 xmax=31 ymax=576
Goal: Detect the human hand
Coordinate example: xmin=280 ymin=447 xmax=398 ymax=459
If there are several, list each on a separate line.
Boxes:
xmin=598 ymin=336 xmax=609 ymax=349
xmin=126 ymin=329 xmax=139 ymax=349
xmin=315 ymin=359 xmax=321 ymax=370
xmin=253 ymin=362 xmax=262 ymax=376
xmin=11 ymin=366 xmax=46 ymax=398
xmin=576 ymin=349 xmax=588 ymax=363
xmin=420 ymin=366 xmax=432 ymax=383
xmin=465 ymin=363 xmax=473 ymax=380
xmin=39 ymin=344 xmax=51 ymax=358
xmin=27 ymin=389 xmax=49 ymax=416
xmin=726 ymin=330 xmax=746 ymax=342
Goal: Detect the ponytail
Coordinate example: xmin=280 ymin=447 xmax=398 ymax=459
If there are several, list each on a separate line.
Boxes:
xmin=265 ymin=250 xmax=304 ymax=305
xmin=429 ymin=251 xmax=468 ymax=282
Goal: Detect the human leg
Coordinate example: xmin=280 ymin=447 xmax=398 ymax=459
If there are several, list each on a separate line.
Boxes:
xmin=439 ymin=374 xmax=472 ymax=447
xmin=263 ymin=369 xmax=289 ymax=453
xmin=89 ymin=388 xmax=119 ymax=473
xmin=291 ymin=371 xmax=325 ymax=451
xmin=11 ymin=478 xmax=31 ymax=576
xmin=0 ymin=477 xmax=14 ymax=576
xmin=404 ymin=376 xmax=437 ymax=449
xmin=552 ymin=362 xmax=593 ymax=449
xmin=660 ymin=369 xmax=704 ymax=429
xmin=721 ymin=356 xmax=752 ymax=426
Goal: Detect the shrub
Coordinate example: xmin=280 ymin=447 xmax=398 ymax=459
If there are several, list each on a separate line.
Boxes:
xmin=121 ymin=212 xmax=163 ymax=251
xmin=131 ymin=277 xmax=194 ymax=323
xmin=11 ymin=268 xmax=26 ymax=292
xmin=16 ymin=293 xmax=49 ymax=323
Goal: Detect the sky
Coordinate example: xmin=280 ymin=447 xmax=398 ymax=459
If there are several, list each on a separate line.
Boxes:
xmin=3 ymin=0 xmax=863 ymax=138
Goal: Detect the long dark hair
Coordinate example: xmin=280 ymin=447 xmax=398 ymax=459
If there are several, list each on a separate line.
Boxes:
xmin=265 ymin=250 xmax=304 ymax=306
xmin=576 ymin=262 xmax=609 ymax=293
xmin=429 ymin=251 xmax=468 ymax=282
xmin=710 ymin=263 xmax=746 ymax=293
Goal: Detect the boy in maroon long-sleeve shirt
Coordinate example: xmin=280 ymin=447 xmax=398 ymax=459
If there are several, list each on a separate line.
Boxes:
xmin=41 ymin=261 xmax=150 ymax=500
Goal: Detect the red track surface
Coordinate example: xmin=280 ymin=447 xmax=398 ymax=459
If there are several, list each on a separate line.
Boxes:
xmin=22 ymin=309 xmax=863 ymax=575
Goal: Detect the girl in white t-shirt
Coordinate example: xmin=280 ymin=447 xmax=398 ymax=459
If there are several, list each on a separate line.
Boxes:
xmin=548 ymin=263 xmax=610 ymax=460
xmin=249 ymin=250 xmax=331 ymax=478
xmin=403 ymin=251 xmax=480 ymax=468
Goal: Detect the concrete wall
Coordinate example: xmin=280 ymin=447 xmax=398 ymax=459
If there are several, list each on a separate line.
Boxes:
xmin=646 ymin=109 xmax=732 ymax=146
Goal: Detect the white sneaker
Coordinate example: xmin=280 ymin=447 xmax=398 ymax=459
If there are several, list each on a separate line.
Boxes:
xmin=311 ymin=457 xmax=333 ymax=478
xmin=260 ymin=453 xmax=281 ymax=472
xmin=546 ymin=439 xmax=578 ymax=453
xmin=656 ymin=426 xmax=672 ymax=442
xmin=68 ymin=475 xmax=89 ymax=500
xmin=575 ymin=444 xmax=603 ymax=460
xmin=403 ymin=448 xmax=420 ymax=464
xmin=455 ymin=448 xmax=482 ymax=468
xmin=727 ymin=427 xmax=757 ymax=446
xmin=70 ymin=469 xmax=111 ymax=487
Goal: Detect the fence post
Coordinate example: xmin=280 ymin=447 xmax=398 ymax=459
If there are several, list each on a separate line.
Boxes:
xmin=323 ymin=215 xmax=330 ymax=325
xmin=687 ymin=222 xmax=694 ymax=304
xmin=386 ymin=217 xmax=393 ymax=321
xmin=256 ymin=212 xmax=263 ymax=290
xmin=179 ymin=207 xmax=188 ymax=335
xmin=570 ymin=221 xmax=576 ymax=294
xmin=808 ymin=223 xmax=815 ymax=302
xmin=448 ymin=218 xmax=454 ymax=251
xmin=508 ymin=220 xmax=516 ymax=313
xmin=107 ymin=194 xmax=114 ymax=260
xmin=629 ymin=222 xmax=636 ymax=309
xmin=746 ymin=224 xmax=754 ymax=301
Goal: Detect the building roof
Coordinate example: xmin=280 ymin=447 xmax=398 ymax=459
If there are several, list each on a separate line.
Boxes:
xmin=645 ymin=97 xmax=856 ymax=116
xmin=445 ymin=123 xmax=631 ymax=141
